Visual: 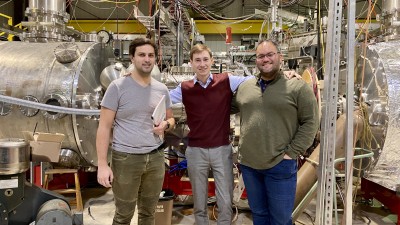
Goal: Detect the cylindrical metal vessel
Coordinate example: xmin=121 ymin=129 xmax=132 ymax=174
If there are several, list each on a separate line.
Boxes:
xmin=382 ymin=0 xmax=400 ymax=12
xmin=23 ymin=0 xmax=70 ymax=42
xmin=380 ymin=0 xmax=400 ymax=40
xmin=0 ymin=41 xmax=114 ymax=166
xmin=358 ymin=40 xmax=400 ymax=191
xmin=59 ymin=149 xmax=81 ymax=168
xmin=36 ymin=199 xmax=72 ymax=225
xmin=29 ymin=0 xmax=66 ymax=12
xmin=0 ymin=138 xmax=30 ymax=175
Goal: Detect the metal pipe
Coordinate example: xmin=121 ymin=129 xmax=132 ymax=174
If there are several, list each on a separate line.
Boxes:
xmin=293 ymin=111 xmax=364 ymax=221
xmin=344 ymin=0 xmax=356 ymax=223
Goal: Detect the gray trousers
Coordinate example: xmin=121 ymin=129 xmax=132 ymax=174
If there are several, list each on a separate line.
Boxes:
xmin=111 ymin=149 xmax=165 ymax=225
xmin=186 ymin=145 xmax=234 ymax=225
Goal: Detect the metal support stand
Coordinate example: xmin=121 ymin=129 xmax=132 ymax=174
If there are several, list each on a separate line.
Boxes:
xmin=176 ymin=1 xmax=184 ymax=67
xmin=316 ymin=0 xmax=343 ymax=224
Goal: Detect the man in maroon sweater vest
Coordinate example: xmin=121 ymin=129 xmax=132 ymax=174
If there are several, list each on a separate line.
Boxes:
xmin=169 ymin=44 xmax=251 ymax=225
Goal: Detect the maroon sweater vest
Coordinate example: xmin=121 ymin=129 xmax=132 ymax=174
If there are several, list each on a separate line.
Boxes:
xmin=181 ymin=73 xmax=232 ymax=148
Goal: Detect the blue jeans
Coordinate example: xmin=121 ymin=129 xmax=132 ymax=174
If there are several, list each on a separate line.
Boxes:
xmin=241 ymin=160 xmax=297 ymax=225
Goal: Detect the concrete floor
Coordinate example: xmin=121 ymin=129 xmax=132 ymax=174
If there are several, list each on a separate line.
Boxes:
xmin=76 ymin=187 xmax=397 ymax=225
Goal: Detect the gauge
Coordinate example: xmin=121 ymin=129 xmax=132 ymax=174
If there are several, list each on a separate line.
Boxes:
xmin=97 ymin=30 xmax=112 ymax=44
xmin=19 ymin=95 xmax=39 ymax=117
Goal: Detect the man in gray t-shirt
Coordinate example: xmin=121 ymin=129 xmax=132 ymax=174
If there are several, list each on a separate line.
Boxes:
xmin=96 ymin=38 xmax=175 ymax=225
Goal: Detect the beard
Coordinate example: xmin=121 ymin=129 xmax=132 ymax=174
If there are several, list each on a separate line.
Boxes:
xmin=258 ymin=63 xmax=280 ymax=78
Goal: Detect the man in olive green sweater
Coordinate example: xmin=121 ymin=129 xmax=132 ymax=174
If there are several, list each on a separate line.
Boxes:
xmin=233 ymin=39 xmax=319 ymax=225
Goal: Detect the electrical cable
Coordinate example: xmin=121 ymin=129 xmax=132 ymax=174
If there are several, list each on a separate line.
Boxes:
xmin=203 ymin=9 xmax=259 ymax=21
xmin=70 ymin=0 xmax=86 ymax=32
xmin=123 ymin=4 xmax=137 ymax=24
xmin=256 ymin=0 xmax=303 ymax=7
xmin=71 ymin=0 xmax=134 ymax=33
xmin=84 ymin=0 xmax=137 ymax=3
xmin=355 ymin=0 xmax=377 ymax=41
xmin=0 ymin=0 xmax=12 ymax=8
xmin=178 ymin=0 xmax=259 ymax=21
xmin=212 ymin=203 xmax=239 ymax=222
xmin=80 ymin=0 xmax=121 ymax=10
xmin=93 ymin=6 xmax=118 ymax=31
xmin=66 ymin=0 xmax=74 ymax=8
xmin=116 ymin=0 xmax=119 ymax=39
xmin=205 ymin=0 xmax=235 ymax=12
xmin=301 ymin=211 xmax=316 ymax=225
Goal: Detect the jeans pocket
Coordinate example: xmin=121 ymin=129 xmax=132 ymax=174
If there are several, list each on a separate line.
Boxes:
xmin=112 ymin=150 xmax=129 ymax=161
xmin=271 ymin=159 xmax=297 ymax=179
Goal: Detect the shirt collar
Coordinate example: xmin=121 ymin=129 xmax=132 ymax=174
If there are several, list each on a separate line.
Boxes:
xmin=258 ymin=78 xmax=274 ymax=86
xmin=194 ymin=73 xmax=213 ymax=85
xmin=256 ymin=70 xmax=283 ymax=85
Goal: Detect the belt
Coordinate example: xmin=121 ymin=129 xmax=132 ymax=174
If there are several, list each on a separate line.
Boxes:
xmin=135 ymin=143 xmax=166 ymax=155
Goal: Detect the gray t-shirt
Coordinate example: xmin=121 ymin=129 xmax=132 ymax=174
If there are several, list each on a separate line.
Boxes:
xmin=101 ymin=75 xmax=172 ymax=154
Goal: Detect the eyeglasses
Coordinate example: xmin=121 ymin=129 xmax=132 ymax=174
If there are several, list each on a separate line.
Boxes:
xmin=256 ymin=52 xmax=279 ymax=60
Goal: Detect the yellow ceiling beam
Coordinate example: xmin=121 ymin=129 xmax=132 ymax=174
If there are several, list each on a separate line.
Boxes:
xmin=195 ymin=20 xmax=270 ymax=34
xmin=68 ymin=19 xmax=270 ymax=35
xmin=65 ymin=19 xmax=380 ymax=35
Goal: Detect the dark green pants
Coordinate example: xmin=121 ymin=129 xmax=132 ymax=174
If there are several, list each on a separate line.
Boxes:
xmin=111 ymin=149 xmax=165 ymax=225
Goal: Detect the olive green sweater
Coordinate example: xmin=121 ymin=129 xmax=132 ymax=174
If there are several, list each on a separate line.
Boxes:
xmin=234 ymin=72 xmax=319 ymax=169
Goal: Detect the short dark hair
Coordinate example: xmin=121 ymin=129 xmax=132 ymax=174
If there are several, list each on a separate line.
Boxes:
xmin=256 ymin=39 xmax=281 ymax=53
xmin=129 ymin=37 xmax=158 ymax=57
xmin=190 ymin=44 xmax=212 ymax=60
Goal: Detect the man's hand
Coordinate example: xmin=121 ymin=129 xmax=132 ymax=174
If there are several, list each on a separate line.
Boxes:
xmin=153 ymin=120 xmax=168 ymax=136
xmin=283 ymin=70 xmax=302 ymax=80
xmin=97 ymin=165 xmax=113 ymax=188
xmin=283 ymin=154 xmax=293 ymax=160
